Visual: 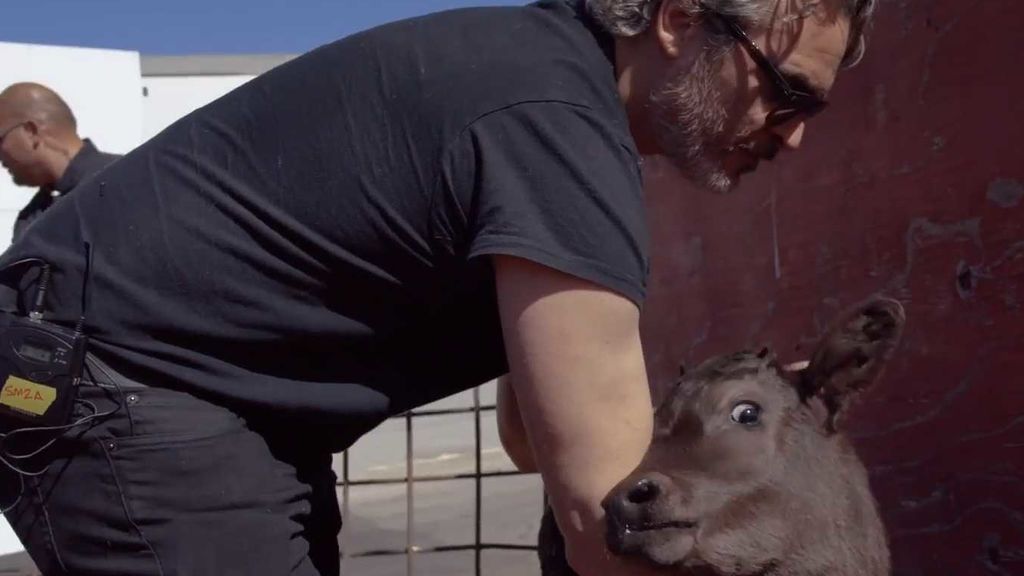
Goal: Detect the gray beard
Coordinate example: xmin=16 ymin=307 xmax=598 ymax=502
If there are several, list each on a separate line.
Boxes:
xmin=648 ymin=50 xmax=734 ymax=193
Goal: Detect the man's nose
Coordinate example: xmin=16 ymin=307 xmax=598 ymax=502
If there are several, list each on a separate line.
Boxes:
xmin=770 ymin=117 xmax=806 ymax=150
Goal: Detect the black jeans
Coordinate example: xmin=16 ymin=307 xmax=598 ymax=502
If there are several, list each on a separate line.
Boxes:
xmin=0 ymin=358 xmax=342 ymax=576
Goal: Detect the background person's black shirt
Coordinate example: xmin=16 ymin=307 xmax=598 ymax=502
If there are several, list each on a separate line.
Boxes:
xmin=12 ymin=139 xmax=121 ymax=242
xmin=0 ymin=0 xmax=649 ymax=447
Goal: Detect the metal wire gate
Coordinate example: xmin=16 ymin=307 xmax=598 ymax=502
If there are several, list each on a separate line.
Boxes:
xmin=338 ymin=387 xmax=540 ymax=576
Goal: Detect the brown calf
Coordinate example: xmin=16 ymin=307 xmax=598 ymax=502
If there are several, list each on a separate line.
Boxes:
xmin=540 ymin=297 xmax=904 ymax=575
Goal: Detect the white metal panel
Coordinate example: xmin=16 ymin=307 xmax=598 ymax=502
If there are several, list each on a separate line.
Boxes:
xmin=141 ymin=75 xmax=255 ymax=141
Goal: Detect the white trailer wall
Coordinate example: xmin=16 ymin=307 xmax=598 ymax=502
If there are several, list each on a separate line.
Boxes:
xmin=141 ymin=75 xmax=254 ymax=141
xmin=140 ymin=55 xmax=294 ymax=141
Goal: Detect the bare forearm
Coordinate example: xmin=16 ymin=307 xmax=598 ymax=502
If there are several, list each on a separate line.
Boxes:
xmin=509 ymin=324 xmax=652 ymax=574
xmin=496 ymin=375 xmax=539 ymax=473
xmin=494 ymin=256 xmax=655 ymax=576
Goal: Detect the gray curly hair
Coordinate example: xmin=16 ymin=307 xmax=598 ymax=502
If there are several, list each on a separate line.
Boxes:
xmin=584 ymin=0 xmax=877 ymax=67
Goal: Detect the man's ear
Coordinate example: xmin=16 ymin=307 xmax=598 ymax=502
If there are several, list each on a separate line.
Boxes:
xmin=21 ymin=120 xmax=42 ymax=148
xmin=652 ymin=0 xmax=704 ymax=58
xmin=799 ymin=297 xmax=906 ymax=432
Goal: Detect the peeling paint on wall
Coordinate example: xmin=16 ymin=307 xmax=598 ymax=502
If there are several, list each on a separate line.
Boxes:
xmin=987 ymin=178 xmax=1023 ymax=208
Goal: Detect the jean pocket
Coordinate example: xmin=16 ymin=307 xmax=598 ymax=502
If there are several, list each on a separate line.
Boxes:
xmin=105 ymin=424 xmax=305 ymax=576
xmin=107 ymin=385 xmax=248 ymax=446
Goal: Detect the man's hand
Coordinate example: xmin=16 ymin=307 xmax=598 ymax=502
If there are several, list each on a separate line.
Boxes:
xmin=493 ymin=255 xmax=666 ymax=576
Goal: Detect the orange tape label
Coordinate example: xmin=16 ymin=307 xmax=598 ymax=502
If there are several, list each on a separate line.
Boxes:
xmin=1 ymin=376 xmax=57 ymax=416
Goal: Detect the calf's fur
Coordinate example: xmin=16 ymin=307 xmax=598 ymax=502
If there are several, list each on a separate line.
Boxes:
xmin=539 ymin=297 xmax=904 ymax=576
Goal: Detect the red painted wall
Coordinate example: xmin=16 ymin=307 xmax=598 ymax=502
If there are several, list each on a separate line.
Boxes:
xmin=638 ymin=2 xmax=1023 ymax=574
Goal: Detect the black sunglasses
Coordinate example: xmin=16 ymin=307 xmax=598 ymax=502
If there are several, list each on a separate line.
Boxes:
xmin=706 ymin=11 xmax=828 ymax=127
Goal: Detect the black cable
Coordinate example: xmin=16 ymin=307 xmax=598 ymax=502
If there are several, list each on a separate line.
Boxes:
xmin=30 ymin=264 xmax=51 ymax=319
xmin=0 ymin=257 xmax=51 ymax=317
xmin=0 ymin=450 xmax=53 ymax=478
xmin=0 ymin=391 xmax=118 ymax=510
xmin=74 ymin=242 xmax=91 ymax=336
xmin=1 ymin=399 xmax=115 ymax=460
xmin=0 ymin=396 xmax=121 ymax=478
xmin=0 ymin=257 xmax=48 ymax=274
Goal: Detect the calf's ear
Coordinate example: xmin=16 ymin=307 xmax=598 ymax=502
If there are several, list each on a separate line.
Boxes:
xmin=798 ymin=297 xmax=906 ymax=432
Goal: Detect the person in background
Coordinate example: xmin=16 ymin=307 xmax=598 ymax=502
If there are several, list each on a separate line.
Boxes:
xmin=0 ymin=82 xmax=121 ymax=242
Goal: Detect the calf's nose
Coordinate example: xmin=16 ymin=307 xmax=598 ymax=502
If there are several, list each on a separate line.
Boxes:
xmin=626 ymin=478 xmax=660 ymax=505
xmin=605 ymin=473 xmax=670 ymax=520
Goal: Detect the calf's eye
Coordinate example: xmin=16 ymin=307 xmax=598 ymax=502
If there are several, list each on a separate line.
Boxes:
xmin=730 ymin=402 xmax=761 ymax=426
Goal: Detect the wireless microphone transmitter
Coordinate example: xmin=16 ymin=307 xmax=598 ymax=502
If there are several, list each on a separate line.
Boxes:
xmin=0 ymin=313 xmax=87 ymax=430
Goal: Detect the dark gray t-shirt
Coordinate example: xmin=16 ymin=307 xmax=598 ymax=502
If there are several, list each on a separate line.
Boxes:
xmin=0 ymin=0 xmax=649 ymax=445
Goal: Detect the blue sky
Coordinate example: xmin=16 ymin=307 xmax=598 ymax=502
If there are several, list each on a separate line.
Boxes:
xmin=0 ymin=0 xmax=527 ymax=55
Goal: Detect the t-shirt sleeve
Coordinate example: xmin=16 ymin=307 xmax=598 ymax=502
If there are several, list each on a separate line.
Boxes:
xmin=442 ymin=101 xmax=650 ymax=306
